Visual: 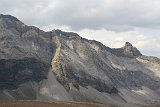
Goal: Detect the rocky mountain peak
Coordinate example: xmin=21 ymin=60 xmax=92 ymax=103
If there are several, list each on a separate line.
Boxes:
xmin=125 ymin=41 xmax=132 ymax=47
xmin=0 ymin=14 xmax=28 ymax=34
xmin=0 ymin=14 xmax=19 ymax=21
xmin=123 ymin=42 xmax=142 ymax=57
xmin=111 ymin=42 xmax=142 ymax=58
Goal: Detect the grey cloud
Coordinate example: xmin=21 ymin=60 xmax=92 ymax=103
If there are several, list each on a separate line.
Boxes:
xmin=1 ymin=0 xmax=160 ymax=31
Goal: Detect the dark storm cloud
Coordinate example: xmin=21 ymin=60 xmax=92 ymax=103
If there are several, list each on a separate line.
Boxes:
xmin=1 ymin=0 xmax=160 ymax=31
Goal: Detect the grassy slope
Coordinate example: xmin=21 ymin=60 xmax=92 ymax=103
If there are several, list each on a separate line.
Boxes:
xmin=0 ymin=101 xmax=159 ymax=107
xmin=0 ymin=101 xmax=115 ymax=107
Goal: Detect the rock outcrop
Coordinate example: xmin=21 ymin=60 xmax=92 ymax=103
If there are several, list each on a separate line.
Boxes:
xmin=111 ymin=42 xmax=142 ymax=58
xmin=0 ymin=14 xmax=160 ymax=107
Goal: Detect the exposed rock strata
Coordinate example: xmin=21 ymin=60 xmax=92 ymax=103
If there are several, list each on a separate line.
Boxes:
xmin=0 ymin=14 xmax=160 ymax=106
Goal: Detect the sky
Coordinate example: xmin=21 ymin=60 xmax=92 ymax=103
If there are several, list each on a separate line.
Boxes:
xmin=0 ymin=0 xmax=160 ymax=57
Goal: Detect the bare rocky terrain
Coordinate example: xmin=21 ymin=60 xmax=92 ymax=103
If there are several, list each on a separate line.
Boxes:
xmin=0 ymin=14 xmax=160 ymax=107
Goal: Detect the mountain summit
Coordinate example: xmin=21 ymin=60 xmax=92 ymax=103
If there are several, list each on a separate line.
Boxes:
xmin=123 ymin=42 xmax=142 ymax=57
xmin=111 ymin=42 xmax=142 ymax=58
xmin=0 ymin=15 xmax=160 ymax=107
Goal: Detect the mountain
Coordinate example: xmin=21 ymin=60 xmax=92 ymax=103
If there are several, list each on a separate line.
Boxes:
xmin=0 ymin=14 xmax=160 ymax=107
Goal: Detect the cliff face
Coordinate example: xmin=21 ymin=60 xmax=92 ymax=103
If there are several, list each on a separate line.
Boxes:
xmin=51 ymin=30 xmax=160 ymax=106
xmin=0 ymin=14 xmax=160 ymax=106
xmin=0 ymin=15 xmax=71 ymax=101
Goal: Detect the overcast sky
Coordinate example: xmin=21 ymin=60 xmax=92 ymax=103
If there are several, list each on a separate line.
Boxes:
xmin=0 ymin=0 xmax=160 ymax=57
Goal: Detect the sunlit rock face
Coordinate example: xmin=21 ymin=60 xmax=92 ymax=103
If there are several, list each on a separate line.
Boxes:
xmin=0 ymin=14 xmax=160 ymax=106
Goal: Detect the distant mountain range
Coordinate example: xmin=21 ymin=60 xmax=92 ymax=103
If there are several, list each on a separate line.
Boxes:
xmin=0 ymin=14 xmax=160 ymax=107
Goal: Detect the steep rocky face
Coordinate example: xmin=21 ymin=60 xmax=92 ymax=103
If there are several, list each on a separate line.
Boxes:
xmin=51 ymin=30 xmax=160 ymax=105
xmin=0 ymin=15 xmax=63 ymax=100
xmin=0 ymin=17 xmax=54 ymax=81
xmin=51 ymin=30 xmax=117 ymax=94
xmin=0 ymin=15 xmax=55 ymax=62
xmin=0 ymin=14 xmax=160 ymax=106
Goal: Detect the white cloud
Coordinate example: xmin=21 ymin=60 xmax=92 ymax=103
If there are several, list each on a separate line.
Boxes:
xmin=1 ymin=0 xmax=160 ymax=30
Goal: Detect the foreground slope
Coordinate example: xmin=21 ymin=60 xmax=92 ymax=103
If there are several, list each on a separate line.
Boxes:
xmin=0 ymin=14 xmax=160 ymax=106
xmin=0 ymin=101 xmax=114 ymax=107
